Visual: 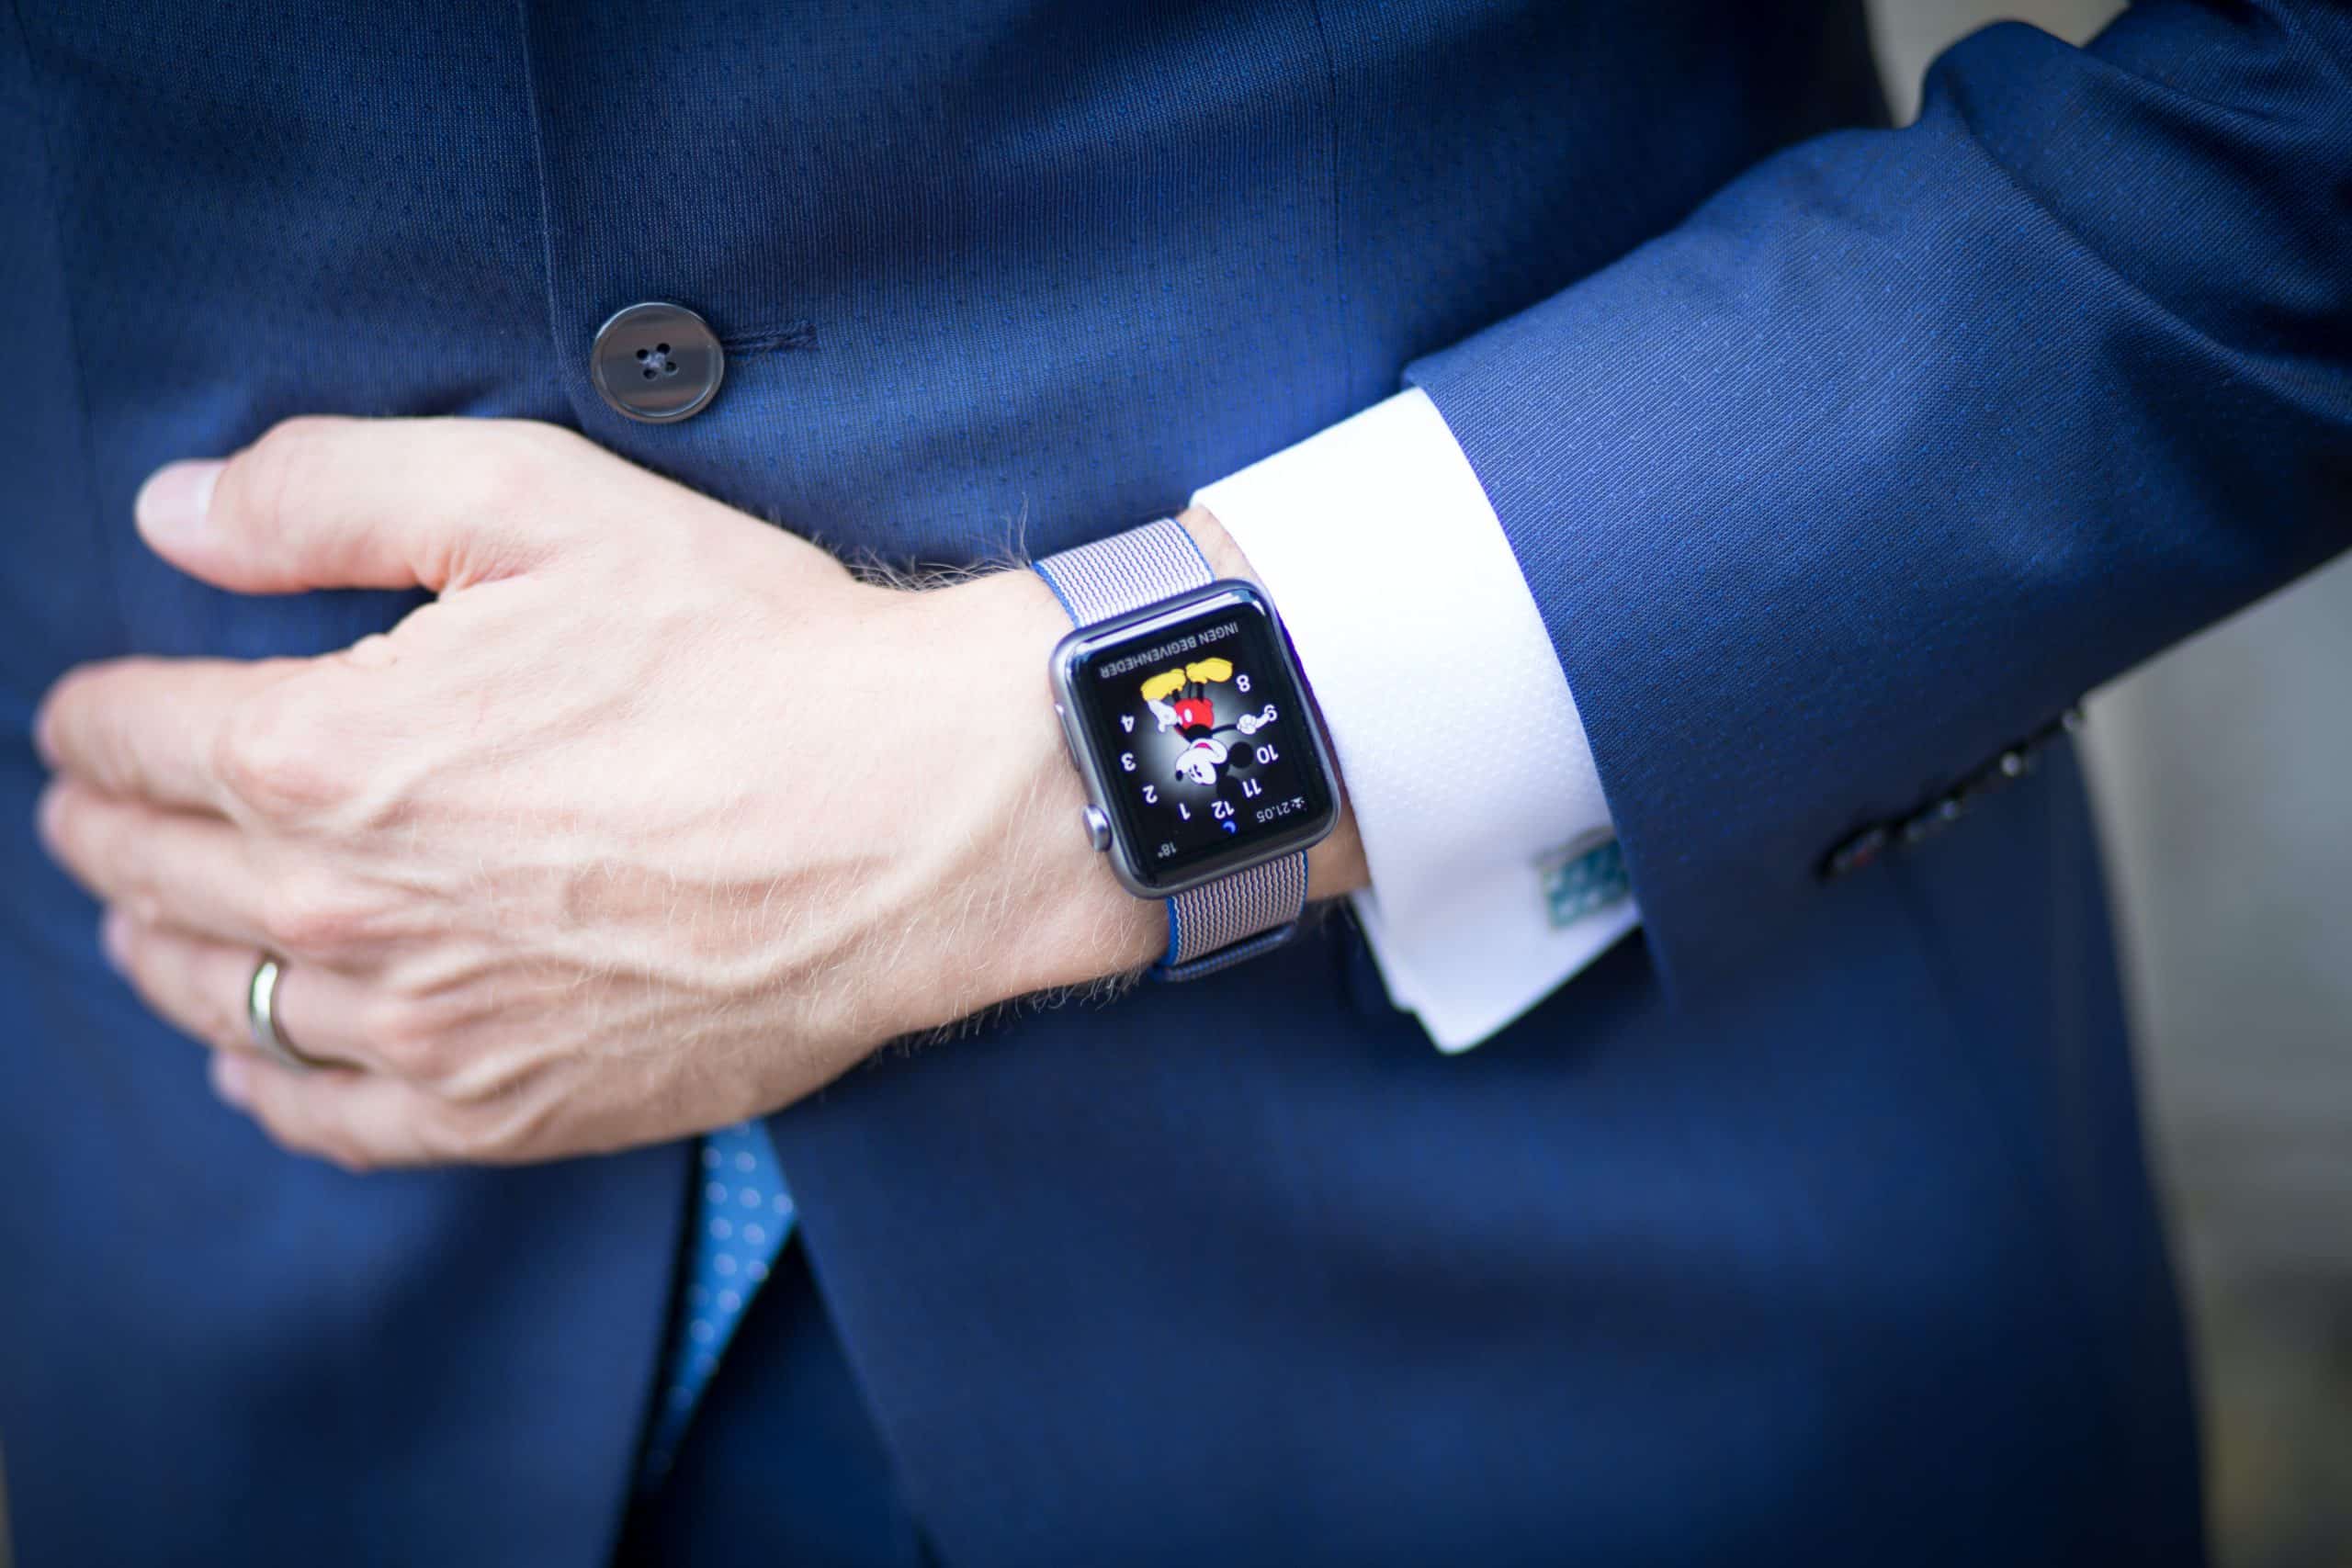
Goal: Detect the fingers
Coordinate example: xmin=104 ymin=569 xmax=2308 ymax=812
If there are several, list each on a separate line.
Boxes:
xmin=104 ymin=909 xmax=522 ymax=1172
xmin=35 ymin=657 xmax=298 ymax=815
xmin=40 ymin=780 xmax=274 ymax=946
xmin=133 ymin=416 xmax=615 ymax=595
xmin=210 ymin=1053 xmax=451 ymax=1172
xmin=102 ymin=910 xmax=385 ymax=1075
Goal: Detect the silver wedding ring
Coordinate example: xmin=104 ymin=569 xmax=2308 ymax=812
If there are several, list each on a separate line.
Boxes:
xmin=246 ymin=953 xmax=324 ymax=1072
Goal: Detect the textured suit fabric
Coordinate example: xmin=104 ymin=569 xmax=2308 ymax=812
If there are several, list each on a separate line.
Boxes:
xmin=1407 ymin=4 xmax=2352 ymax=1000
xmin=3 ymin=1 xmax=2345 ymax=1564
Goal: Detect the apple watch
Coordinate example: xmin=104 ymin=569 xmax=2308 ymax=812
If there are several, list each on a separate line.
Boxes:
xmin=1035 ymin=519 xmax=1340 ymax=980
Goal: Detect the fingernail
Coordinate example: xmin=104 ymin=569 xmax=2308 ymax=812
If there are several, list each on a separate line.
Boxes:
xmin=211 ymin=1053 xmax=253 ymax=1108
xmin=133 ymin=459 xmax=223 ymax=549
xmin=98 ymin=906 xmax=134 ymax=974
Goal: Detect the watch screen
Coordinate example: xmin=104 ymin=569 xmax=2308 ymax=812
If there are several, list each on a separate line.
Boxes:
xmin=1069 ymin=592 xmax=1333 ymax=891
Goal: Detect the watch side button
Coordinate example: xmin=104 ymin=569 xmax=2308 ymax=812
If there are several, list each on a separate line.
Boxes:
xmin=1080 ymin=804 xmax=1113 ymax=852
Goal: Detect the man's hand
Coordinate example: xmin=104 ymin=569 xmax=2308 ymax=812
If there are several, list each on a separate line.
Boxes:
xmin=33 ymin=417 xmax=1362 ymax=1170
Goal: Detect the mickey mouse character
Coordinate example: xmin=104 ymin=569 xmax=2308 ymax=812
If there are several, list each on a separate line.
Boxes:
xmin=1143 ymin=663 xmax=1219 ymax=735
xmin=1139 ymin=659 xmax=1277 ymax=788
xmin=1173 ymin=735 xmax=1228 ymax=787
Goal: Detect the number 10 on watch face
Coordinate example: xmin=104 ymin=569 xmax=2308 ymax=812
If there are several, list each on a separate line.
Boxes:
xmin=1055 ymin=583 xmax=1338 ymax=897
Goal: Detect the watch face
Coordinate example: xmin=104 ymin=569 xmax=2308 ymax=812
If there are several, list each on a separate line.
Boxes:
xmin=1059 ymin=585 xmax=1337 ymax=895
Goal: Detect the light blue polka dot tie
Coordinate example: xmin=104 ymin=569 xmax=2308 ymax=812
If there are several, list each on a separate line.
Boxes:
xmin=639 ymin=1119 xmax=795 ymax=1483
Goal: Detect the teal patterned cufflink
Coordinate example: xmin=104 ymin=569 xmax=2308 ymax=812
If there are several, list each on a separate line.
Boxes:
xmin=1541 ymin=833 xmax=1632 ymax=929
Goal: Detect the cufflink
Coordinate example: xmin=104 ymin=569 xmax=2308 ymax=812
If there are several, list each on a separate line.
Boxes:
xmin=1540 ymin=830 xmax=1632 ymax=928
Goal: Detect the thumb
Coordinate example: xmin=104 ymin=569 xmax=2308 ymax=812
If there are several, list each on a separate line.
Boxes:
xmin=134 ymin=416 xmax=600 ymax=596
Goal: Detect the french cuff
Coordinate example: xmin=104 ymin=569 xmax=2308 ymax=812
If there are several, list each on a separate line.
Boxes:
xmin=1192 ymin=386 xmax=1638 ymax=1052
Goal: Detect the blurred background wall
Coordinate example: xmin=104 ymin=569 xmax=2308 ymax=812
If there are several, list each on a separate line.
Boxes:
xmin=1866 ymin=4 xmax=2352 ymax=1565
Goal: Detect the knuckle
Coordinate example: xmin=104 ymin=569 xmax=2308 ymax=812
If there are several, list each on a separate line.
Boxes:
xmin=78 ymin=807 xmax=145 ymax=897
xmin=432 ymin=1028 xmax=540 ymax=1109
xmin=336 ymin=633 xmax=399 ymax=671
xmin=225 ymin=417 xmax=347 ymax=538
xmin=192 ymin=990 xmax=252 ymax=1056
xmin=213 ymin=686 xmax=350 ymax=818
xmin=369 ymin=998 xmax=458 ymax=1080
xmin=256 ymin=872 xmax=381 ymax=958
xmin=122 ymin=931 xmax=241 ymax=1050
xmin=437 ymin=421 xmax=591 ymax=571
xmin=451 ymin=424 xmax=562 ymax=516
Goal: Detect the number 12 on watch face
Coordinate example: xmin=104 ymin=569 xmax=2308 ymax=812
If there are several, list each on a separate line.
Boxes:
xmin=1063 ymin=586 xmax=1336 ymax=895
xmin=1124 ymin=667 xmax=1286 ymax=836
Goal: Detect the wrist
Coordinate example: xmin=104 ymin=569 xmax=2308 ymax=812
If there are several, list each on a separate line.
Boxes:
xmin=896 ymin=506 xmax=1367 ymax=1015
xmin=1176 ymin=506 xmax=1368 ymax=904
xmin=897 ymin=567 xmax=1166 ymax=1008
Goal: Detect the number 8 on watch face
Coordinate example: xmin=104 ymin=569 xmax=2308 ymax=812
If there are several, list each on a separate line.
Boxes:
xmin=1058 ymin=583 xmax=1337 ymax=897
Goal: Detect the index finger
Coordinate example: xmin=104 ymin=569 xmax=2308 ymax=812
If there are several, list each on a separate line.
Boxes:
xmin=36 ymin=656 xmax=297 ymax=813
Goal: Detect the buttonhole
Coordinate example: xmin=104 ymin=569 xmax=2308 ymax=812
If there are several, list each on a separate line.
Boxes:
xmin=722 ymin=320 xmax=818 ymax=355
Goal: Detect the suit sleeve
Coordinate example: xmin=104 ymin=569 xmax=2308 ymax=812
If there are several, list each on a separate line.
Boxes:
xmin=1405 ymin=1 xmax=2352 ymax=997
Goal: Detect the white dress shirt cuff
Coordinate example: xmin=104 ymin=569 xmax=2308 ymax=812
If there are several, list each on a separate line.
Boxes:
xmin=1192 ymin=387 xmax=1638 ymax=1052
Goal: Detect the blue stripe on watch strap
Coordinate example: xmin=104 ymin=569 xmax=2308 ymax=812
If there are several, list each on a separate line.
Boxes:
xmin=1033 ymin=520 xmax=1307 ymax=981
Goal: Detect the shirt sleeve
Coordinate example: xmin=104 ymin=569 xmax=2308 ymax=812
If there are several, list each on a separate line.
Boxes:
xmin=1191 ymin=386 xmax=1638 ymax=1052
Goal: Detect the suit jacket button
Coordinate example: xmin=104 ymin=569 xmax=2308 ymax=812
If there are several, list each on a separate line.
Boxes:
xmin=592 ymin=302 xmax=724 ymax=423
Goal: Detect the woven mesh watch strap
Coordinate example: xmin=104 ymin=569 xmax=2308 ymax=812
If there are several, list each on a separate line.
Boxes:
xmin=1034 ymin=520 xmax=1309 ymax=982
xmin=1159 ymin=852 xmax=1308 ymax=977
xmin=1032 ymin=517 xmax=1212 ymax=621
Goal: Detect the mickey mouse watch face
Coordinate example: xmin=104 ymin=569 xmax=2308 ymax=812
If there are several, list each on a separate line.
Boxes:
xmin=1051 ymin=582 xmax=1338 ymax=897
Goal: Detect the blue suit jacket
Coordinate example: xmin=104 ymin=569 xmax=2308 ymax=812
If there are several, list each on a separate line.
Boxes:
xmin=5 ymin=1 xmax=2346 ymax=1562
